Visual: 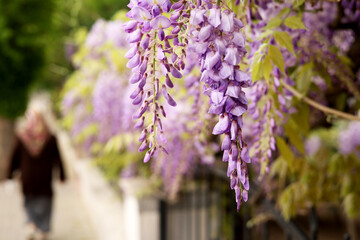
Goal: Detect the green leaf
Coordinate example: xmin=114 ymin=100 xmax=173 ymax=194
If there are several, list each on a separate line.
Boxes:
xmin=277 ymin=7 xmax=291 ymax=18
xmin=284 ymin=16 xmax=307 ymax=30
xmin=273 ymin=31 xmax=295 ymax=55
xmin=264 ymin=17 xmax=282 ymax=30
xmin=276 ymin=137 xmax=294 ymax=169
xmin=291 ymin=103 xmax=310 ymax=135
xmin=284 ymin=122 xmax=305 ymax=155
xmin=268 ymin=45 xmax=285 ymax=74
xmin=343 ymin=193 xmax=359 ymax=218
xmin=251 ymin=53 xmax=264 ymax=82
xmin=294 ymin=62 xmax=313 ymax=94
xmin=263 ymin=54 xmax=272 ymax=83
xmin=293 ymin=0 xmax=306 ymax=8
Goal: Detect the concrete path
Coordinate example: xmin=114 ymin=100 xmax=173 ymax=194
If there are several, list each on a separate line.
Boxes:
xmin=0 ymin=180 xmax=96 ymax=240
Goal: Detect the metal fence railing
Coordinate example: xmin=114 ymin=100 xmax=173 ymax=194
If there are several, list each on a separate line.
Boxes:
xmin=158 ymin=167 xmax=353 ymax=240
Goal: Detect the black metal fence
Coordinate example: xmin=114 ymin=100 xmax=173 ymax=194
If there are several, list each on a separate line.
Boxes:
xmin=158 ymin=167 xmax=353 ymax=240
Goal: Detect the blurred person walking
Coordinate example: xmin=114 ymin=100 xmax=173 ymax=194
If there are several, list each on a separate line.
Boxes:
xmin=7 ymin=110 xmax=66 ymax=240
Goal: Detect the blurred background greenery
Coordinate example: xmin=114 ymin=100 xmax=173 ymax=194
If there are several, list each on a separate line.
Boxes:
xmin=0 ymin=0 xmax=128 ymax=119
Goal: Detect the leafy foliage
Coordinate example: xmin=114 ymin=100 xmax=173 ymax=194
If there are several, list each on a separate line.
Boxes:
xmin=0 ymin=0 xmax=54 ymax=118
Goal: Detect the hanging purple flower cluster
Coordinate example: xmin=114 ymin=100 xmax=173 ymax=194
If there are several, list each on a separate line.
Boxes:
xmin=123 ymin=0 xmax=188 ymax=162
xmin=124 ymin=0 xmax=252 ymax=209
xmin=187 ymin=2 xmax=251 ymax=209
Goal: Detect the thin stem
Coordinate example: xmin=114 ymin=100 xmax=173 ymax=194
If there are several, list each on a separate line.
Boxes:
xmin=281 ymin=81 xmax=360 ymax=122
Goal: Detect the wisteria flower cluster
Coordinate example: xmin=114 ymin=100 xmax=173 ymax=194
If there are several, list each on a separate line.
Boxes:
xmin=124 ymin=0 xmax=252 ymax=209
xmin=61 ymin=17 xmax=137 ymax=154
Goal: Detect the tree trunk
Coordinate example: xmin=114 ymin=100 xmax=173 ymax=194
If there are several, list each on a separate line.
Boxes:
xmin=0 ymin=117 xmax=15 ymax=180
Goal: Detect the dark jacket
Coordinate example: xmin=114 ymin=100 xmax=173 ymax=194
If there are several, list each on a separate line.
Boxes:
xmin=8 ymin=135 xmax=66 ymax=197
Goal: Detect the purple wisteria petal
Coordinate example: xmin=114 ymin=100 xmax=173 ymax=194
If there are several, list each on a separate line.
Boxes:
xmin=132 ymin=6 xmax=151 ymax=22
xmin=132 ymin=91 xmax=143 ymax=105
xmin=152 ymin=5 xmax=160 ymax=17
xmin=190 ymin=9 xmax=207 ymax=25
xmin=205 ymin=52 xmax=221 ymax=70
xmin=231 ymin=143 xmax=238 ymax=161
xmin=171 ymin=67 xmax=182 ymax=78
xmin=230 ymin=105 xmax=247 ymax=117
xmin=158 ymin=29 xmax=165 ymax=41
xmin=150 ymin=15 xmax=171 ymax=29
xmin=235 ymin=186 xmax=242 ymax=205
xmin=161 ymin=0 xmax=171 ymax=12
xmin=127 ymin=53 xmax=141 ymax=68
xmin=152 ymin=0 xmax=168 ymax=6
xmin=235 ymin=70 xmax=251 ymax=87
xmin=208 ymin=104 xmax=224 ymax=115
xmin=224 ymin=47 xmax=239 ymax=65
xmin=127 ymin=29 xmax=142 ymax=43
xmin=225 ymin=84 xmax=241 ymax=98
xmin=241 ymin=146 xmax=251 ymax=163
xmin=160 ymin=106 xmax=166 ymax=117
xmin=242 ymin=190 xmax=248 ymax=202
xmin=208 ymin=7 xmax=221 ymax=27
xmin=232 ymin=32 xmax=245 ymax=48
xmin=130 ymin=88 xmax=141 ymax=99
xmin=234 ymin=18 xmax=244 ymax=28
xmin=213 ymin=114 xmax=230 ymax=135
xmin=238 ymin=91 xmax=248 ymax=105
xmin=230 ymin=120 xmax=238 ymax=140
xmin=230 ymin=174 xmax=237 ymax=189
xmin=122 ymin=20 xmax=138 ymax=33
xmin=227 ymin=157 xmax=236 ymax=176
xmin=221 ymin=134 xmax=231 ymax=150
xmin=194 ymin=42 xmax=209 ymax=54
xmin=139 ymin=140 xmax=148 ymax=152
xmin=211 ymin=91 xmax=224 ymax=104
xmin=220 ymin=12 xmax=234 ymax=32
xmin=125 ymin=45 xmax=138 ymax=59
xmin=139 ymin=61 xmax=148 ymax=75
xmin=243 ymin=176 xmax=249 ymax=191
xmin=144 ymin=151 xmax=151 ymax=163
xmin=225 ymin=97 xmax=236 ymax=112
xmin=240 ymin=163 xmax=247 ymax=184
xmin=170 ymin=11 xmax=181 ymax=22
xmin=134 ymin=117 xmax=145 ymax=129
xmin=222 ymin=150 xmax=229 ymax=162
xmin=171 ymin=26 xmax=181 ymax=34
xmin=165 ymin=94 xmax=177 ymax=106
xmin=142 ymin=21 xmax=152 ymax=32
xmin=198 ymin=25 xmax=213 ymax=41
xmin=157 ymin=48 xmax=165 ymax=60
xmin=214 ymin=38 xmax=226 ymax=55
xmin=165 ymin=75 xmax=174 ymax=88
xmin=172 ymin=1 xmax=183 ymax=10
xmin=219 ymin=62 xmax=234 ymax=79
xmin=236 ymin=161 xmax=241 ymax=180
xmin=129 ymin=72 xmax=141 ymax=84
xmin=138 ymin=129 xmax=147 ymax=142
xmin=140 ymin=34 xmax=150 ymax=49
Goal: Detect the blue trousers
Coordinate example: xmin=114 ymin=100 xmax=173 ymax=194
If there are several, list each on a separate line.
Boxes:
xmin=24 ymin=195 xmax=53 ymax=232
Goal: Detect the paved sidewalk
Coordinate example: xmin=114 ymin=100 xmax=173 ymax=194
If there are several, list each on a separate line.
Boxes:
xmin=0 ymin=180 xmax=96 ymax=240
